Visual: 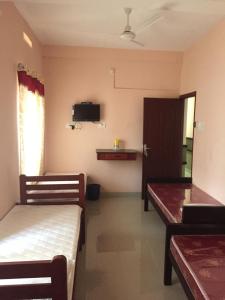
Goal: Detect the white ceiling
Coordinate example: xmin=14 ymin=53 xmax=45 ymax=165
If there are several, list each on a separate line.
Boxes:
xmin=10 ymin=0 xmax=225 ymax=50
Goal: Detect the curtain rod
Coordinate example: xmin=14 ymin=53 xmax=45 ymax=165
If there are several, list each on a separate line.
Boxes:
xmin=17 ymin=63 xmax=44 ymax=83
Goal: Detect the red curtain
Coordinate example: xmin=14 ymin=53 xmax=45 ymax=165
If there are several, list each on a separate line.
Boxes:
xmin=17 ymin=70 xmax=44 ymax=97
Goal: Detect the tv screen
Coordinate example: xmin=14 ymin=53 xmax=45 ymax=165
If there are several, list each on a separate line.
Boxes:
xmin=73 ymin=104 xmax=100 ymax=122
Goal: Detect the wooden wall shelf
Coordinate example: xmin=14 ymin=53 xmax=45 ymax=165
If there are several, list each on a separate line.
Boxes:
xmin=96 ymin=149 xmax=137 ymax=161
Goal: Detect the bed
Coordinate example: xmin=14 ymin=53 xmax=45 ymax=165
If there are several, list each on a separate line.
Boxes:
xmin=144 ymin=178 xmax=225 ymax=285
xmin=170 ymin=235 xmax=225 ymax=300
xmin=44 ymin=172 xmax=87 ymax=193
xmin=0 ymin=173 xmax=85 ymax=300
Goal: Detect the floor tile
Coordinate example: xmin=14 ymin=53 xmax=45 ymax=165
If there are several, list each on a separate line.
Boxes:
xmin=75 ymin=196 xmax=187 ymax=300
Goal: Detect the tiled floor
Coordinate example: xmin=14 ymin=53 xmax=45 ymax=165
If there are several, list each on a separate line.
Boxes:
xmin=76 ymin=196 xmax=187 ymax=300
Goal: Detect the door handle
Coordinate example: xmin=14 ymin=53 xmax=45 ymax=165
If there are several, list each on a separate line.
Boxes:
xmin=143 ymin=144 xmax=151 ymax=157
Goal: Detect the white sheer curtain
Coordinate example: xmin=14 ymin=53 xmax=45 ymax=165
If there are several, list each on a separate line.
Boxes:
xmin=17 ymin=68 xmax=45 ymax=176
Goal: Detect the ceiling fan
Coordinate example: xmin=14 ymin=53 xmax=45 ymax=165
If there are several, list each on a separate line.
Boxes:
xmin=120 ymin=8 xmax=144 ymax=46
xmin=120 ymin=7 xmax=167 ymax=47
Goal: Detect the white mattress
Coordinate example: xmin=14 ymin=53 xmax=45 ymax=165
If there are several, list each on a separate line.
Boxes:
xmin=0 ymin=204 xmax=82 ymax=300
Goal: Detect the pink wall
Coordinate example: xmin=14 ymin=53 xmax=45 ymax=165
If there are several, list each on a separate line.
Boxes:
xmin=1 ymin=1 xmax=224 ymax=207
xmin=0 ymin=2 xmax=43 ymax=218
xmin=181 ymin=20 xmax=225 ymax=203
xmin=43 ymin=46 xmax=182 ymax=192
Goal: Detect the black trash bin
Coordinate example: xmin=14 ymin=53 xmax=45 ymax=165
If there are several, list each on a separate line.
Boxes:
xmin=86 ymin=184 xmax=100 ymax=200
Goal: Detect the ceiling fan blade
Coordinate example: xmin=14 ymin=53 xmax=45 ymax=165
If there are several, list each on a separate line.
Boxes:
xmin=130 ymin=39 xmax=144 ymax=47
xmin=160 ymin=2 xmax=177 ymax=11
xmin=137 ymin=14 xmax=164 ymax=33
xmin=136 ymin=2 xmax=176 ymax=34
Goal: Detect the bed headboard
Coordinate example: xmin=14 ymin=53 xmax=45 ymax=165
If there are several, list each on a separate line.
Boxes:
xmin=20 ymin=174 xmax=85 ymax=208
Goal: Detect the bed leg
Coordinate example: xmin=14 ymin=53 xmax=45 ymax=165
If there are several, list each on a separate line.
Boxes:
xmin=164 ymin=228 xmax=172 ymax=285
xmin=81 ymin=211 xmax=85 ymax=246
xmin=51 ymin=255 xmax=68 ymax=300
xmin=144 ymin=197 xmax=148 ymax=211
xmin=79 ymin=235 xmax=82 ymax=251
xmin=144 ymin=189 xmax=149 ymax=211
xmin=78 ymin=211 xmax=85 ymax=251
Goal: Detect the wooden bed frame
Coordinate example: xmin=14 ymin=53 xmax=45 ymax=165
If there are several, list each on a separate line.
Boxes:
xmin=144 ymin=177 xmax=225 ymax=286
xmin=0 ymin=174 xmax=85 ymax=300
xmin=169 ymin=251 xmax=195 ymax=300
xmin=169 ymin=235 xmax=225 ymax=300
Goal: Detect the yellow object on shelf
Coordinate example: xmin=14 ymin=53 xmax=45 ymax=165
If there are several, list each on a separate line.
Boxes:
xmin=113 ymin=138 xmax=120 ymax=149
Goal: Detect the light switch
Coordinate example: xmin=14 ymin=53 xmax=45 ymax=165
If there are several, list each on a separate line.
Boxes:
xmin=195 ymin=121 xmax=205 ymax=131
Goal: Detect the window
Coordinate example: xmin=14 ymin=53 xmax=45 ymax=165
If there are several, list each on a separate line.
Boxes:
xmin=17 ymin=65 xmax=45 ymax=175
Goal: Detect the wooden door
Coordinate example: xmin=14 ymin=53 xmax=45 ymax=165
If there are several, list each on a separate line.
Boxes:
xmin=142 ymin=98 xmax=184 ymax=196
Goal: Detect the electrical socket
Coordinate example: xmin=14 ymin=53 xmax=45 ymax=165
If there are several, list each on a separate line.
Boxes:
xmin=97 ymin=122 xmax=106 ymax=128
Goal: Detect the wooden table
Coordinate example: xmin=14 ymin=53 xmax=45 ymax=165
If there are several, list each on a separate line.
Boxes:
xmin=96 ymin=149 xmax=137 ymax=160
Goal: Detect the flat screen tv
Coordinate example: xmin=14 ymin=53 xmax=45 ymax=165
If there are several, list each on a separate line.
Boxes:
xmin=73 ymin=103 xmax=100 ymax=122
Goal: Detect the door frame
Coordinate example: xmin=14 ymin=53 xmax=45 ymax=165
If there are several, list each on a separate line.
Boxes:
xmin=142 ymin=97 xmax=184 ymax=198
xmin=142 ymin=92 xmax=197 ymax=199
xmin=179 ymin=91 xmax=197 ymax=179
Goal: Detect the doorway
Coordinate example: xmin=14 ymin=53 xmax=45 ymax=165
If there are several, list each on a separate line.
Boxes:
xmin=142 ymin=93 xmax=196 ymax=197
xmin=142 ymin=97 xmax=184 ymax=197
xmin=180 ymin=92 xmax=196 ymax=178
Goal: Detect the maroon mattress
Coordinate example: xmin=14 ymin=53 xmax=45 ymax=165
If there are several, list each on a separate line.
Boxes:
xmin=147 ymin=183 xmax=221 ymax=223
xmin=171 ymin=235 xmax=225 ymax=300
